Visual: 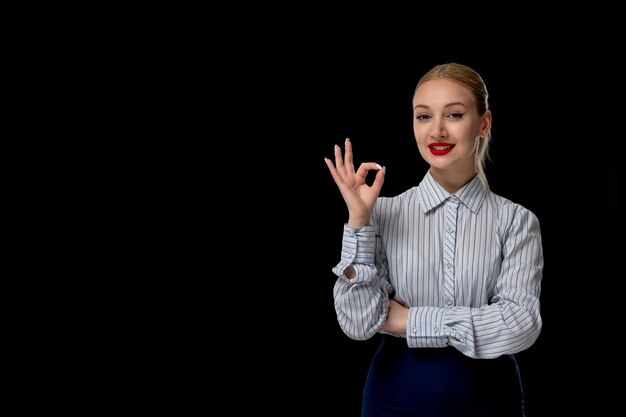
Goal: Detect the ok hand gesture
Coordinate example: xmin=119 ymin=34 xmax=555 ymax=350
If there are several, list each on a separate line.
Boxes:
xmin=324 ymin=138 xmax=385 ymax=227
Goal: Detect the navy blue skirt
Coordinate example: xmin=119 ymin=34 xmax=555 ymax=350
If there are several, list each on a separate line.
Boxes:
xmin=362 ymin=336 xmax=525 ymax=417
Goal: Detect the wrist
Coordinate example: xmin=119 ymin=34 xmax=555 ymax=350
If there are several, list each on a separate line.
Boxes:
xmin=347 ymin=216 xmax=370 ymax=227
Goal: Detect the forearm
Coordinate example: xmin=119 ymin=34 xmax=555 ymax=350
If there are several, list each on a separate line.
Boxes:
xmin=332 ymin=222 xmax=394 ymax=340
xmin=334 ymin=269 xmax=391 ymax=340
xmin=405 ymin=294 xmax=541 ymax=358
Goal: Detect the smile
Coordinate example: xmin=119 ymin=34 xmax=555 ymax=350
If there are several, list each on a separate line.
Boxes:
xmin=428 ymin=143 xmax=455 ymax=156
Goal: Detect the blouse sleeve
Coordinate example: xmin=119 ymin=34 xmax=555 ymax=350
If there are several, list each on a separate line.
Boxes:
xmin=332 ymin=223 xmax=394 ymax=341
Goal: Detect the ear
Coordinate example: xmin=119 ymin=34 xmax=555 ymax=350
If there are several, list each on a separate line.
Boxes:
xmin=480 ymin=110 xmax=492 ymax=138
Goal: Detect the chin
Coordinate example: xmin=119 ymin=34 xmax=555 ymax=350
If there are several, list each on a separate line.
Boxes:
xmin=428 ymin=160 xmax=453 ymax=171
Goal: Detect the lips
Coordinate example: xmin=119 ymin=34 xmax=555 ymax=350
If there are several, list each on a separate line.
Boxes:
xmin=428 ymin=142 xmax=455 ymax=156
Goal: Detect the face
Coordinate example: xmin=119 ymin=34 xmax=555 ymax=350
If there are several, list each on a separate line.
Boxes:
xmin=412 ymin=79 xmax=490 ymax=179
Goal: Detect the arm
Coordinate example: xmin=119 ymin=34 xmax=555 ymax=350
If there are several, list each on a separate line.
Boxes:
xmin=325 ymin=138 xmax=391 ymax=340
xmin=332 ymin=223 xmax=394 ymax=340
xmin=389 ymin=208 xmax=543 ymax=358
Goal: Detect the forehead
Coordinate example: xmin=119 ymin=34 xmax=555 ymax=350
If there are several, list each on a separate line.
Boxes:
xmin=412 ymin=79 xmax=474 ymax=107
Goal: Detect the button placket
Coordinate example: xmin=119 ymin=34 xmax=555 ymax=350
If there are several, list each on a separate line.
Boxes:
xmin=443 ymin=197 xmax=459 ymax=307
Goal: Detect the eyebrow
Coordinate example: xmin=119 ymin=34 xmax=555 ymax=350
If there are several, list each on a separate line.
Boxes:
xmin=413 ymin=101 xmax=468 ymax=110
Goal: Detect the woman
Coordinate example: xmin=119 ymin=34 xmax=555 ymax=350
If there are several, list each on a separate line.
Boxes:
xmin=324 ymin=63 xmax=543 ymax=417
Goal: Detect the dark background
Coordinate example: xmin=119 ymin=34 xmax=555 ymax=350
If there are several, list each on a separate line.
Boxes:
xmin=170 ymin=26 xmax=624 ymax=413
xmin=58 ymin=16 xmax=622 ymax=416
xmin=245 ymin=44 xmax=622 ymax=415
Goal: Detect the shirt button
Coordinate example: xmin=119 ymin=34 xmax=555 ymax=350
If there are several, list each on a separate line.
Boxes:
xmin=446 ymin=299 xmax=453 ymax=306
xmin=447 ymin=226 xmax=454 ymax=233
xmin=412 ymin=327 xmax=417 ymax=334
xmin=446 ymin=262 xmax=453 ymax=269
xmin=434 ymin=327 xmax=439 ymax=333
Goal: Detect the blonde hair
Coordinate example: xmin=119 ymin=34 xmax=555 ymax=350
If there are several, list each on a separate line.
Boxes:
xmin=415 ymin=63 xmax=491 ymax=189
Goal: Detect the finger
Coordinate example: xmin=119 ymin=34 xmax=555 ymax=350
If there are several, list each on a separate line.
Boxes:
xmin=370 ymin=165 xmax=386 ymax=194
xmin=333 ymin=144 xmax=346 ymax=176
xmin=324 ymin=157 xmax=343 ymax=185
xmin=355 ymin=162 xmax=383 ymax=183
xmin=344 ymin=138 xmax=355 ymax=174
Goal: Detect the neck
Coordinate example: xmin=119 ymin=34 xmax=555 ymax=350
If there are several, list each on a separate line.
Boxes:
xmin=429 ymin=168 xmax=476 ymax=194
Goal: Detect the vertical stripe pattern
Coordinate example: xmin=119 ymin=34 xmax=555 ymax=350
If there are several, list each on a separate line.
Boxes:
xmin=332 ymin=171 xmax=543 ymax=359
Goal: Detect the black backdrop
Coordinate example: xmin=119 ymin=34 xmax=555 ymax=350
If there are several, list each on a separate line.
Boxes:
xmin=243 ymin=46 xmax=622 ymax=416
xmin=84 ymin=16 xmax=623 ymax=417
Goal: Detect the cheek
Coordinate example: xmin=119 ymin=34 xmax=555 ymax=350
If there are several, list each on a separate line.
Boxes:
xmin=413 ymin=130 xmax=429 ymax=157
xmin=447 ymin=124 xmax=468 ymax=137
xmin=413 ymin=125 xmax=427 ymax=144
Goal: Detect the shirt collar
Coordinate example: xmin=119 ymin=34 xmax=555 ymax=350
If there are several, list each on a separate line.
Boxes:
xmin=417 ymin=170 xmax=486 ymax=214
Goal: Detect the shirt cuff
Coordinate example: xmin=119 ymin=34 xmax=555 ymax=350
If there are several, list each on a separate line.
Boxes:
xmin=406 ymin=307 xmax=449 ymax=348
xmin=340 ymin=224 xmax=376 ymax=265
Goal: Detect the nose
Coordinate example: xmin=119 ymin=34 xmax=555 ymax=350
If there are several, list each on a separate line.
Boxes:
xmin=429 ymin=118 xmax=447 ymax=139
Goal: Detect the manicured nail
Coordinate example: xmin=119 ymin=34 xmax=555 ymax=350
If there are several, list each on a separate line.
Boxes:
xmin=376 ymin=163 xmax=382 ymax=170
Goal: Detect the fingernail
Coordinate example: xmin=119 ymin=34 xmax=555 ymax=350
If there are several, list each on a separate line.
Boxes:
xmin=376 ymin=163 xmax=382 ymax=170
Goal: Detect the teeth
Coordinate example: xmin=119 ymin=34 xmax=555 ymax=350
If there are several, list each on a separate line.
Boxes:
xmin=432 ymin=146 xmax=452 ymax=150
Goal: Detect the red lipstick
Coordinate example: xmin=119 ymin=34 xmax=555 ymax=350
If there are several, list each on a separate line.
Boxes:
xmin=428 ymin=142 xmax=455 ymax=156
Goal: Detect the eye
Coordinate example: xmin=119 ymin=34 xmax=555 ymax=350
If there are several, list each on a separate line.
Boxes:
xmin=415 ymin=114 xmax=431 ymax=121
xmin=448 ymin=112 xmax=464 ymax=119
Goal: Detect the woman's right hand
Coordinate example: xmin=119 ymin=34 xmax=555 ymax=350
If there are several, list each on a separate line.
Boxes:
xmin=324 ymin=138 xmax=385 ymax=227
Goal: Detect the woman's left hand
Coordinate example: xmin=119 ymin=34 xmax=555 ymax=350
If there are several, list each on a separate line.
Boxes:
xmin=380 ymin=299 xmax=409 ymax=336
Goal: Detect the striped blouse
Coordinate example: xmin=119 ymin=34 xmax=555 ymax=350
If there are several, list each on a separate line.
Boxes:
xmin=332 ymin=171 xmax=543 ymax=359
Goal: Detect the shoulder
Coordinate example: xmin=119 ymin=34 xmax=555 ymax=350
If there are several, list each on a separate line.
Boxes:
xmin=377 ymin=186 xmax=419 ymax=205
xmin=485 ymin=190 xmax=541 ymax=228
xmin=374 ymin=186 xmax=420 ymax=215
